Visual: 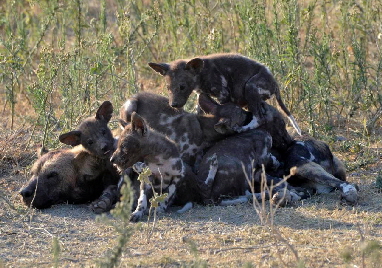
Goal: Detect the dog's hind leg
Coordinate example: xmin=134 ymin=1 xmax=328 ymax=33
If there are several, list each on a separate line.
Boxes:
xmin=289 ymin=162 xmax=358 ymax=205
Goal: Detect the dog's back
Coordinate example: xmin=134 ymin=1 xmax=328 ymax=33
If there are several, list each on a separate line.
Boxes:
xmin=195 ymin=129 xmax=273 ymax=204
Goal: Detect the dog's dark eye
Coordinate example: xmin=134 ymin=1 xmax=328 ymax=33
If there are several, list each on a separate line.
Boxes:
xmin=101 ymin=129 xmax=107 ymax=135
xmin=47 ymin=172 xmax=58 ymax=179
xmin=179 ymin=85 xmax=186 ymax=91
xmin=88 ymin=139 xmax=94 ymax=145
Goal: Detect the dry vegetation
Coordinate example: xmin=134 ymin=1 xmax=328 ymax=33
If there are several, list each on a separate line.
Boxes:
xmin=1 ymin=0 xmax=382 ymax=267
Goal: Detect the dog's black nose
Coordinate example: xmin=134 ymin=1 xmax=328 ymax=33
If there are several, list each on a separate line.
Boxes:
xmin=101 ymin=144 xmax=109 ymax=152
xmin=171 ymin=102 xmax=180 ymax=108
xmin=20 ymin=188 xmax=33 ymax=198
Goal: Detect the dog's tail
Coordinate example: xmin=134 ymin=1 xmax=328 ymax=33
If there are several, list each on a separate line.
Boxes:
xmin=274 ymin=88 xmax=301 ymax=136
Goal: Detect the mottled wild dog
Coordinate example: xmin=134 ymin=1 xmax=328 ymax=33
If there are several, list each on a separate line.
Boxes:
xmin=194 ymin=128 xmax=290 ymax=205
xmin=148 ymin=53 xmax=301 ymax=135
xmin=111 ymin=112 xmax=199 ymax=222
xmin=221 ymin=101 xmax=358 ymax=204
xmin=20 ymin=101 xmax=120 ymax=211
xmin=119 ymin=92 xmax=250 ymax=168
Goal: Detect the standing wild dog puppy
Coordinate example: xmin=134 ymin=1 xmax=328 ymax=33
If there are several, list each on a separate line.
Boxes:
xmin=148 ymin=53 xmax=301 ymax=135
xmin=111 ymin=112 xmax=199 ymax=222
xmin=119 ymin=92 xmax=250 ymax=167
xmin=20 ymin=101 xmax=120 ymax=211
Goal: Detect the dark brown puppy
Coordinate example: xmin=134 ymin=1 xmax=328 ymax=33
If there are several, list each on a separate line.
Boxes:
xmin=20 ymin=101 xmax=120 ymax=211
xmin=149 ymin=53 xmax=301 ymax=135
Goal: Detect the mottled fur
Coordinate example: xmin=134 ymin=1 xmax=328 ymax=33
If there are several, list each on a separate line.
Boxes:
xmin=222 ymin=101 xmax=358 ymax=204
xmin=119 ymin=92 xmax=249 ymax=167
xmin=195 ymin=129 xmax=279 ymax=204
xmin=149 ymin=53 xmax=301 ymax=135
xmin=111 ymin=112 xmax=197 ymax=222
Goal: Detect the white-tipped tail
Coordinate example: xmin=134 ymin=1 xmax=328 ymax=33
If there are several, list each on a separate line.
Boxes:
xmin=288 ymin=115 xmax=301 ymax=136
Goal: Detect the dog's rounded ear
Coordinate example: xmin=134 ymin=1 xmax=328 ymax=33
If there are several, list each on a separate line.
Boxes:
xmin=59 ymin=131 xmax=82 ymax=146
xmin=131 ymin=112 xmax=147 ymax=136
xmin=37 ymin=146 xmax=49 ymax=158
xmin=185 ymin=58 xmax=203 ymax=73
xmin=118 ymin=119 xmax=129 ymax=130
xmin=198 ymin=93 xmax=218 ymax=114
xmin=148 ymin=62 xmax=170 ymax=76
xmin=96 ymin=101 xmax=113 ymax=122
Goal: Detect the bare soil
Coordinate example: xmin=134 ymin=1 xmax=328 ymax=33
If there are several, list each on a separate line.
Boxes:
xmin=1 ymin=123 xmax=382 ymax=268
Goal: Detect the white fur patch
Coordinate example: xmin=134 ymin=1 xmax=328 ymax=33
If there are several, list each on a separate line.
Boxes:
xmin=340 ymin=183 xmax=357 ymax=194
xmin=309 ymin=151 xmax=316 ymax=162
xmin=122 ymin=99 xmax=134 ymax=115
xmin=177 ymin=202 xmax=193 ymax=213
xmin=288 ymin=115 xmax=302 ymax=136
xmin=204 ymin=153 xmax=218 ymax=185
xmin=340 ymin=183 xmax=358 ymax=204
xmin=131 ymin=189 xmax=148 ymax=221
xmin=221 ymin=75 xmax=228 ymax=88
xmin=235 ymin=115 xmax=260 ymax=133
xmin=296 ymin=141 xmax=305 ymax=146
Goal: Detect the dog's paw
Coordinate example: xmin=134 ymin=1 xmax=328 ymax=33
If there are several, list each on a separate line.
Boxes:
xmin=340 ymin=183 xmax=358 ymax=205
xmin=90 ymin=185 xmax=119 ymax=214
xmin=271 ymin=188 xmax=292 ymax=207
xmin=130 ymin=210 xmax=144 ymax=222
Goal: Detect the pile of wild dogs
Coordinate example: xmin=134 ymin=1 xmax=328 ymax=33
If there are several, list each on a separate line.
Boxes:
xmin=20 ymin=53 xmax=359 ymax=222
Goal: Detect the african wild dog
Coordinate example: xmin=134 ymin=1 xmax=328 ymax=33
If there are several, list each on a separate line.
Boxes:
xmin=20 ymin=101 xmax=120 ymax=211
xmin=219 ymin=101 xmax=359 ymax=204
xmin=148 ymin=53 xmax=301 ymax=135
xmin=110 ymin=112 xmax=201 ymax=222
xmin=193 ymin=128 xmax=294 ymax=205
xmin=119 ymin=92 xmax=250 ymax=168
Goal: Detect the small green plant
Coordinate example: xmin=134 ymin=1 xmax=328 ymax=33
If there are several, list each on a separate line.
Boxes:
xmin=182 ymin=237 xmax=208 ymax=268
xmin=97 ymin=175 xmax=134 ymax=268
xmin=51 ymin=236 xmax=61 ymax=268
xmin=376 ymin=170 xmax=382 ymax=189
xmin=134 ymin=166 xmax=169 ymax=241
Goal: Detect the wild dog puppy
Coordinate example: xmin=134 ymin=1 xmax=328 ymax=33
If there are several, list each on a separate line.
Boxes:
xmin=110 ymin=112 xmax=200 ymax=222
xmin=20 ymin=101 xmax=120 ymax=211
xmin=221 ymin=101 xmax=359 ymax=204
xmin=119 ymin=92 xmax=249 ymax=168
xmin=148 ymin=53 xmax=301 ymax=135
xmin=284 ymin=137 xmax=358 ymax=204
xmin=194 ymin=128 xmax=290 ymax=205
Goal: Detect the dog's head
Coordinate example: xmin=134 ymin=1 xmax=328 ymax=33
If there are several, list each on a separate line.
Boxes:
xmin=20 ymin=148 xmax=77 ymax=209
xmin=149 ymin=58 xmax=204 ymax=108
xmin=110 ymin=112 xmax=148 ymax=171
xmin=59 ymin=101 xmax=115 ymax=159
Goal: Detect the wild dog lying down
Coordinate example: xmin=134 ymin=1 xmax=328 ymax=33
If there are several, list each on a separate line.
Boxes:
xmin=221 ymin=101 xmax=359 ymax=204
xmin=20 ymin=101 xmax=120 ymax=211
xmin=119 ymin=92 xmax=250 ymax=167
xmin=194 ymin=128 xmax=295 ymax=205
xmin=148 ymin=53 xmax=301 ymax=135
xmin=110 ymin=112 xmax=201 ymax=222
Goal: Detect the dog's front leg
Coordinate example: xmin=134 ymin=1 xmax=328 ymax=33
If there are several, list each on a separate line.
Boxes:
xmin=130 ymin=181 xmax=150 ymax=222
